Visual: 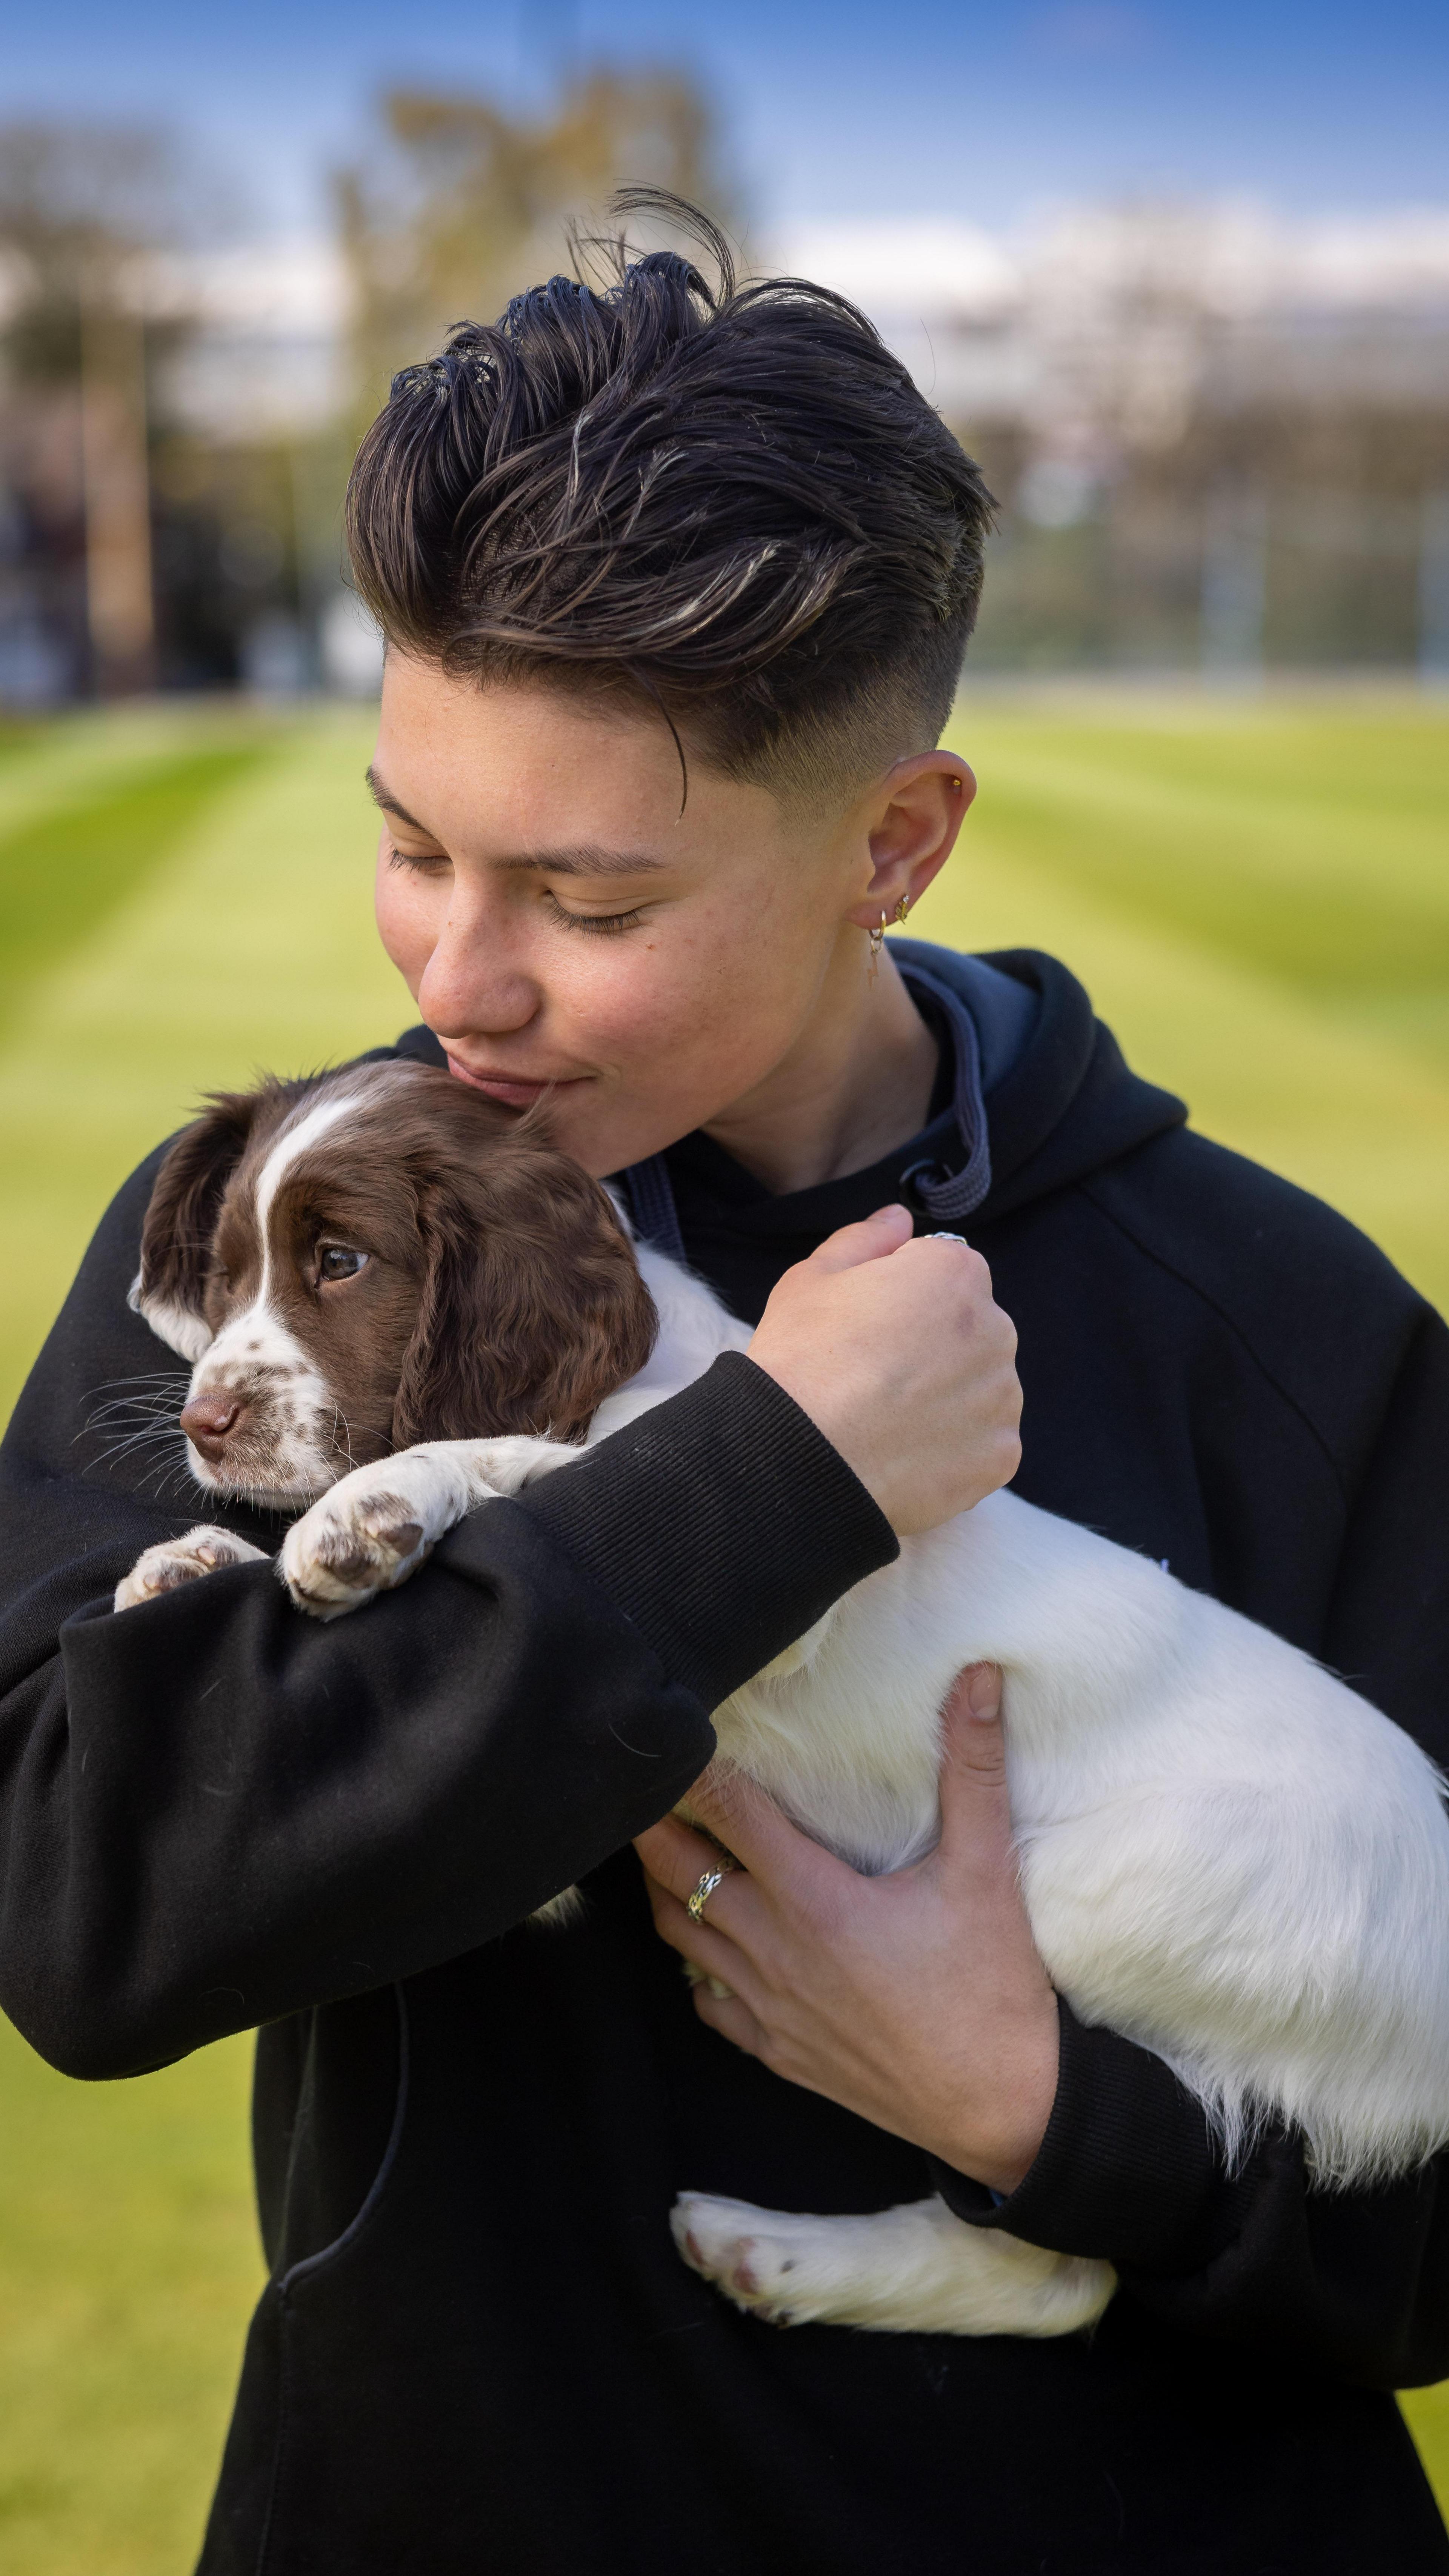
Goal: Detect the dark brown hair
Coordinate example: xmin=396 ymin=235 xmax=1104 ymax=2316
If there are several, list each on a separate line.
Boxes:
xmin=346 ymin=192 xmax=995 ymax=800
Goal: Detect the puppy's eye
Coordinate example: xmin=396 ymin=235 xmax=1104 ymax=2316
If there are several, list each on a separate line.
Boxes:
xmin=317 ymin=1246 xmax=368 ymax=1285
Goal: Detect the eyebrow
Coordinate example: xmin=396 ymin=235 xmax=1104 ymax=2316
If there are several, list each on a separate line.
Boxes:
xmin=365 ymin=765 xmax=426 ymax=829
xmin=365 ymin=766 xmax=672 ymax=877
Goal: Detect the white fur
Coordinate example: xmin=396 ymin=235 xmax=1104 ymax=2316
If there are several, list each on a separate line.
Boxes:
xmin=184 ymin=1302 xmax=339 ymax=1504
xmin=140 ymin=1094 xmax=374 ymax=1506
xmin=115 ymin=1523 xmax=268 ymax=1612
xmin=280 ymin=1434 xmax=574 ymax=1616
xmin=718 ymin=1503 xmax=1449 ymax=2187
xmin=131 ymin=1210 xmax=1449 ymax=2339
xmin=128 ymin=1272 xmax=212 ymax=1365
xmin=672 ymin=2190 xmax=1114 ymax=2336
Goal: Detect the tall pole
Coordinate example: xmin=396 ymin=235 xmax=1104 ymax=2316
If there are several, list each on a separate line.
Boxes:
xmin=79 ymin=292 xmax=155 ymax=694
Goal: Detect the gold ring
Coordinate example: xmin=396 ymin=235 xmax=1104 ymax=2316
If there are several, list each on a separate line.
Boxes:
xmin=687 ymin=1856 xmax=737 ymax=1922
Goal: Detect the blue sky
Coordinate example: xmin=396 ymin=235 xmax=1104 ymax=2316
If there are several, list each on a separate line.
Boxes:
xmin=4 ymin=0 xmax=1446 ymax=236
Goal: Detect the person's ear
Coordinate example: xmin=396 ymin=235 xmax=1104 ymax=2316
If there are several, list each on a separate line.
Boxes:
xmin=846 ymin=752 xmax=977 ymax=933
xmin=393 ymin=1143 xmax=658 ymax=1446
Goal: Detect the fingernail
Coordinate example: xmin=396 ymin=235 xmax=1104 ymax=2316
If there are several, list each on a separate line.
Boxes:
xmin=964 ymin=1664 xmax=1001 ymax=1720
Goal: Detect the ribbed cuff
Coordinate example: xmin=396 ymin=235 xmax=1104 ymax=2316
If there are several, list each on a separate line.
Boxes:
xmin=932 ymin=1998 xmax=1234 ymax=2276
xmin=514 ymin=1353 xmax=898 ymax=1711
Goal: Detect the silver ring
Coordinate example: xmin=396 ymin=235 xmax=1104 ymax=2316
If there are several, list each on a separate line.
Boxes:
xmin=929 ymin=1230 xmax=970 ymax=1245
xmin=687 ymin=1857 xmax=737 ymax=1922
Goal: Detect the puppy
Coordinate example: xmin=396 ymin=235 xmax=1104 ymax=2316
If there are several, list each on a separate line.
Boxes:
xmin=117 ymin=1060 xmax=1449 ymax=2342
xmin=115 ymin=1062 xmax=658 ymax=1606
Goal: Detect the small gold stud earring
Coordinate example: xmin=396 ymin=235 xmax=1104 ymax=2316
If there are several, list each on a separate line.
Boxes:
xmin=894 ymin=894 xmax=911 ymax=925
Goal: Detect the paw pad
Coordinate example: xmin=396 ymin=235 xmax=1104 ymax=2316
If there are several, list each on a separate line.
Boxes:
xmin=313 ymin=1533 xmax=377 ymax=1581
xmin=361 ymin=1511 xmax=423 ymax=1555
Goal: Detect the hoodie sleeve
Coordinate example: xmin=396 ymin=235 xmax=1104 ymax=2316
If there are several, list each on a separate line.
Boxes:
xmin=0 ymin=1155 xmax=894 ymax=2082
xmin=934 ymin=1304 xmax=1449 ymax=2390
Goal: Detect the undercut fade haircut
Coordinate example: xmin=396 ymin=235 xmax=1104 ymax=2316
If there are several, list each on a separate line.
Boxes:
xmin=346 ymin=191 xmax=995 ymax=802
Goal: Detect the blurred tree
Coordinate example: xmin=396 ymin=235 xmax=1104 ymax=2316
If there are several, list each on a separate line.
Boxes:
xmin=337 ymin=72 xmax=730 ymax=416
xmin=0 ymin=123 xmax=191 ymax=694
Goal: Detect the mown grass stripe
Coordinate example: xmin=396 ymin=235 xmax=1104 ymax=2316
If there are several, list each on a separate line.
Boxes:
xmin=956 ymin=705 xmax=1449 ymax=1040
xmin=0 ymin=744 xmax=276 ymax=1035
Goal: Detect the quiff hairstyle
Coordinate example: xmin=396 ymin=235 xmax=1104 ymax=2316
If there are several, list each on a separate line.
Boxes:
xmin=346 ymin=191 xmax=995 ymax=801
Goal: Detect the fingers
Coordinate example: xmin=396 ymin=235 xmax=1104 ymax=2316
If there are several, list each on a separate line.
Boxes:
xmin=746 ymin=1209 xmax=1023 ymax=1536
xmin=632 ymin=1807 xmax=769 ymax=1964
xmin=935 ymin=1662 xmax=1015 ymax=1864
xmin=689 ymin=1982 xmax=769 ymax=2060
xmin=633 ymin=1809 xmax=745 ymax=1913
xmin=639 ymin=1862 xmax=750 ymax=1985
xmin=681 ymin=1761 xmax=831 ymax=1890
xmin=804 ymin=1203 xmax=913 ymax=1274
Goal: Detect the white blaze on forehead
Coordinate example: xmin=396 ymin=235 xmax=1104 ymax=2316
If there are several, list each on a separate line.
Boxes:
xmin=254 ymin=1089 xmax=365 ymax=1247
xmin=183 ymin=1089 xmax=370 ymax=1502
xmin=203 ymin=1087 xmax=365 ymax=1383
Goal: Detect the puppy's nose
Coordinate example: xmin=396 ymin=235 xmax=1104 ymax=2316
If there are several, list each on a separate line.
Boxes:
xmin=181 ymin=1392 xmax=246 ymax=1456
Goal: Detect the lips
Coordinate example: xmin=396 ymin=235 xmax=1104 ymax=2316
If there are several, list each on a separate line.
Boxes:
xmin=445 ymin=1054 xmax=589 ymax=1110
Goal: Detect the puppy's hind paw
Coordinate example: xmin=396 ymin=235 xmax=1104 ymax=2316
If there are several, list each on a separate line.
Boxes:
xmin=671 ymin=2193 xmax=804 ymax=2326
xmin=115 ymin=1525 xmax=268 ymax=1613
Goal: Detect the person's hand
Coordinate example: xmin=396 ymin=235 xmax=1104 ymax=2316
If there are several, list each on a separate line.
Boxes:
xmin=634 ymin=1663 xmax=1058 ymax=2197
xmin=745 ymin=1205 xmax=1021 ymax=1535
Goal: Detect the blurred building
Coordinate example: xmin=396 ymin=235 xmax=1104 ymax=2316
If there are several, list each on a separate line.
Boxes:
xmin=0 ymin=226 xmax=363 ymax=702
xmin=3 ymin=172 xmax=1447 ymax=701
xmin=0 ymin=79 xmax=723 ymax=704
xmin=775 ymin=205 xmax=1449 ymax=675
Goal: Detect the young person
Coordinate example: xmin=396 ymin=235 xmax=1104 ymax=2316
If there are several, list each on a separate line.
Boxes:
xmin=2 ymin=205 xmax=1447 ymax=2574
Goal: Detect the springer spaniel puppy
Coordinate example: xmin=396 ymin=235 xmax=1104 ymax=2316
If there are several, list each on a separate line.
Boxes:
xmin=116 ymin=1060 xmax=1449 ymax=2342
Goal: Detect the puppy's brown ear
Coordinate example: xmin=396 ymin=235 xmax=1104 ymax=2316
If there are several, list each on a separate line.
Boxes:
xmin=393 ymin=1142 xmax=657 ymax=1446
xmin=130 ymin=1089 xmax=273 ymax=1361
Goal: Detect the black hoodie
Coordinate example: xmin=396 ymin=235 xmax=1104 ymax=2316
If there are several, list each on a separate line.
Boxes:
xmin=1 ymin=945 xmax=1447 ymax=2576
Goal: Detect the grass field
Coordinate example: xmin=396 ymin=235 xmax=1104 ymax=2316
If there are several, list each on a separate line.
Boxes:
xmin=0 ymin=689 xmax=1446 ymax=2569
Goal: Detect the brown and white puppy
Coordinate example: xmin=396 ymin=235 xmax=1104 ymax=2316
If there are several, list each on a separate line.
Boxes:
xmin=112 ymin=1054 xmax=1449 ymax=2350
xmin=116 ymin=1060 xmax=657 ymax=1611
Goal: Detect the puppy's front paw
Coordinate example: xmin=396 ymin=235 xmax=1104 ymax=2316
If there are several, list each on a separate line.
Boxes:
xmin=281 ymin=1478 xmax=431 ymax=1619
xmin=115 ymin=1525 xmax=268 ymax=1613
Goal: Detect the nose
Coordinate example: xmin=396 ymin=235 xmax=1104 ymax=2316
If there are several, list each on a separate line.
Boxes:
xmin=417 ymin=892 xmax=540 ymax=1043
xmin=180 ymin=1392 xmax=246 ymax=1458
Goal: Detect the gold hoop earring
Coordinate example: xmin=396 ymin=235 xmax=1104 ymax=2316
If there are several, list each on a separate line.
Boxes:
xmin=867 ymin=910 xmax=888 ymax=984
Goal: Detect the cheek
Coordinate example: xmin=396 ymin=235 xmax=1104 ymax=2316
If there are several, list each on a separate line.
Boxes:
xmin=374 ymin=847 xmax=443 ymax=989
xmin=564 ymin=891 xmax=813 ymax=1069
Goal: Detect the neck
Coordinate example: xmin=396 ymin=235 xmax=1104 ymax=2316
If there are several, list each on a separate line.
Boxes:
xmin=701 ymin=945 xmax=939 ymax=1195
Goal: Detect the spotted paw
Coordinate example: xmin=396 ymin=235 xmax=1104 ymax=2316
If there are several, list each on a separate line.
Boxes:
xmin=281 ymin=1486 xmax=430 ymax=1618
xmin=671 ymin=2193 xmax=803 ymax=2325
xmin=115 ymin=1525 xmax=268 ymax=1613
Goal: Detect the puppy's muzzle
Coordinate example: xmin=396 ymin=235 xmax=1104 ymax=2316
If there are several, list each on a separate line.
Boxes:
xmin=180 ymin=1390 xmax=249 ymax=1466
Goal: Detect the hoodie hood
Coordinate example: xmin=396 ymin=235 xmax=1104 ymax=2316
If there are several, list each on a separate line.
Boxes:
xmin=912 ymin=944 xmax=1187 ymax=1224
